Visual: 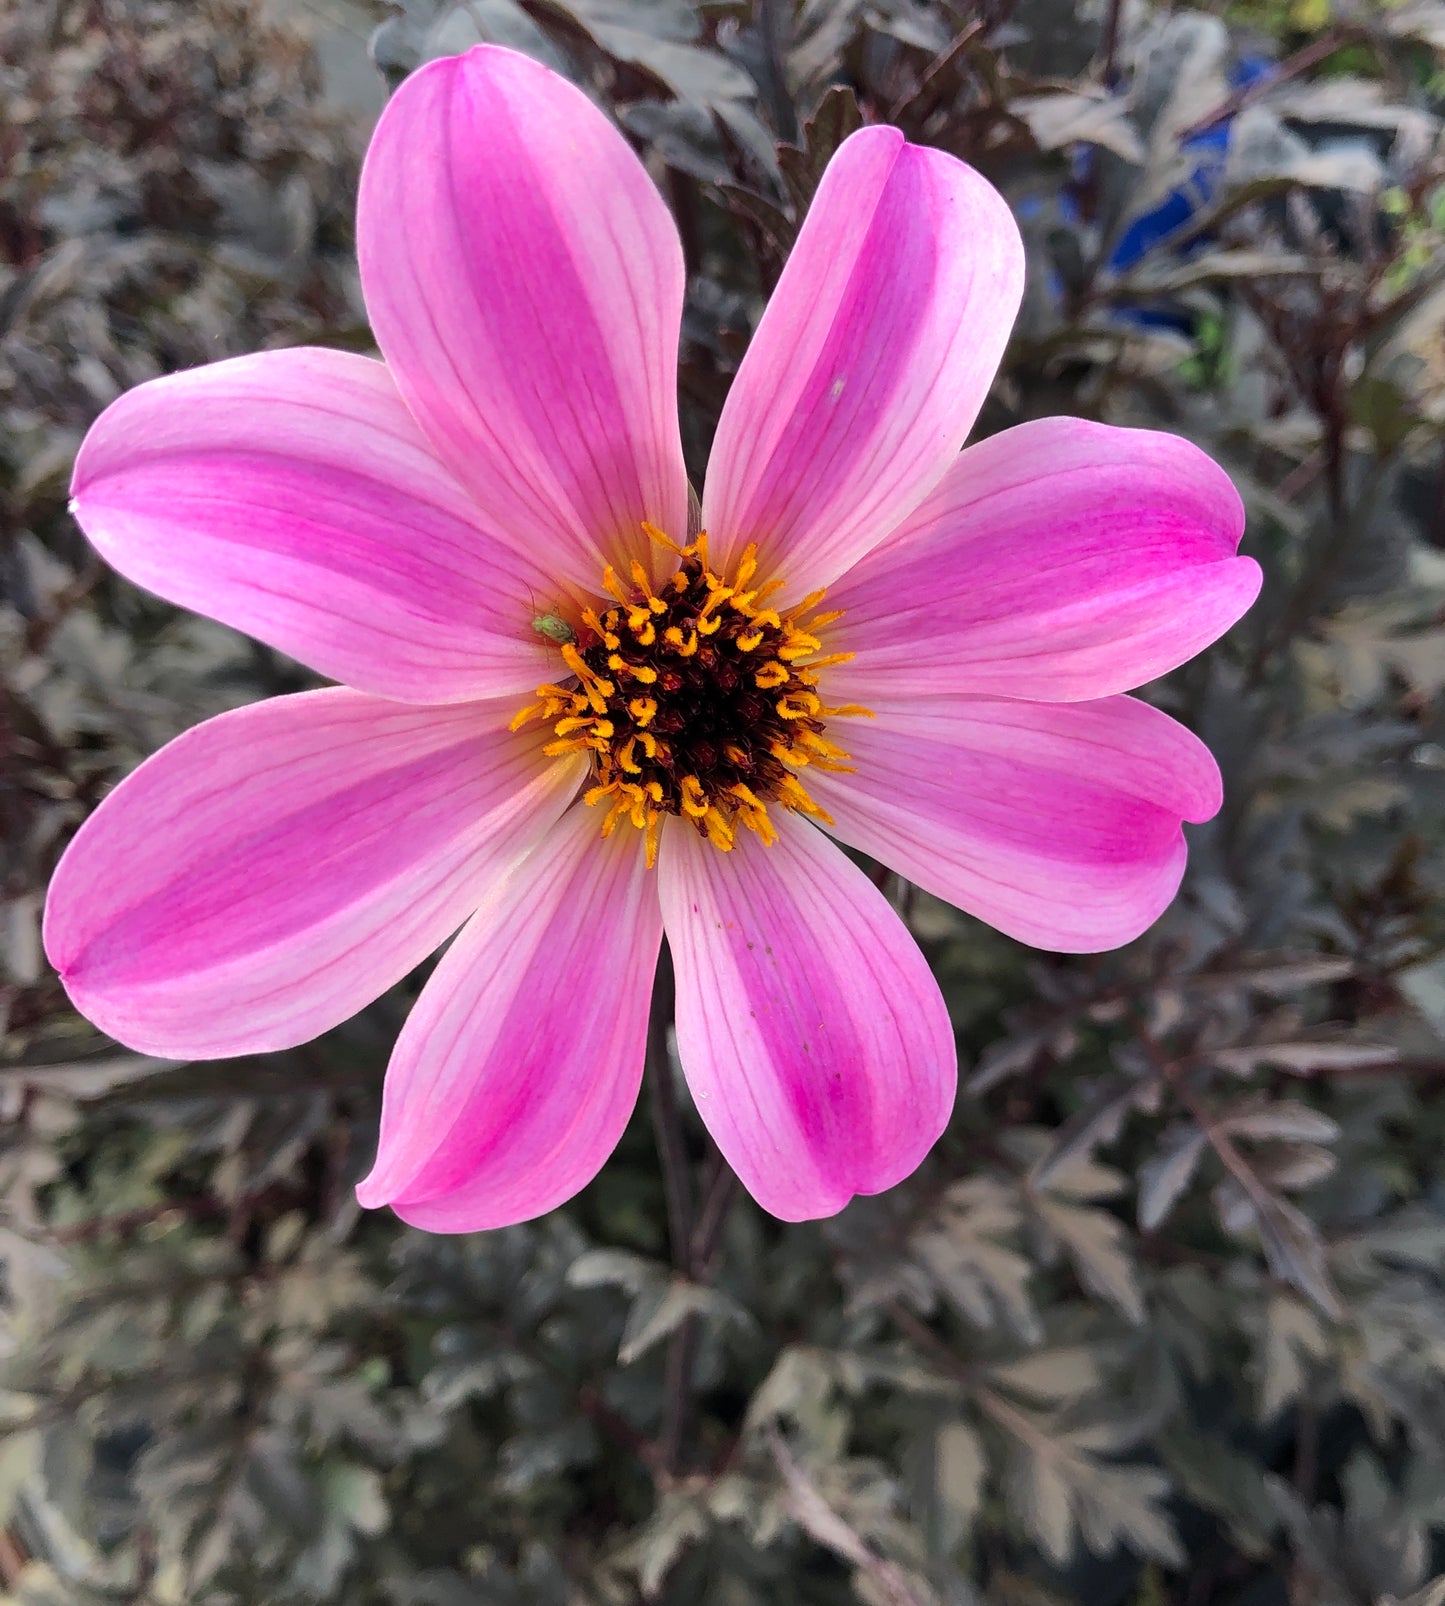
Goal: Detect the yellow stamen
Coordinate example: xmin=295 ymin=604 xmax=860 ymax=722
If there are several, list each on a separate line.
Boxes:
xmin=629 ymin=561 xmax=669 ymax=615
xmin=702 ymin=807 xmax=735 ymax=850
xmin=777 ymin=692 xmax=821 ymax=720
xmin=515 ymin=525 xmax=869 ymax=863
xmin=642 ymin=520 xmax=686 ymax=555
xmin=680 ymin=775 xmax=710 ymax=818
xmin=776 ymin=774 xmax=831 ymax=822
xmin=777 ymin=632 xmax=822 ymax=661
xmin=797 ymin=729 xmax=851 ymax=762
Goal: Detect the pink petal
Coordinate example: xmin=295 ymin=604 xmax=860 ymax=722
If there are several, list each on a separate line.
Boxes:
xmin=71 ymin=348 xmax=559 ymax=704
xmin=657 ymin=812 xmax=956 ymax=1222
xmin=44 ymin=691 xmax=583 ymax=1059
xmin=827 ymin=418 xmax=1260 ymax=703
xmin=357 ymin=46 xmax=688 ymax=591
xmin=358 ymin=807 xmax=661 ymax=1231
xmin=700 ymin=126 xmax=1024 ymax=596
xmin=809 ymin=694 xmax=1221 ymax=953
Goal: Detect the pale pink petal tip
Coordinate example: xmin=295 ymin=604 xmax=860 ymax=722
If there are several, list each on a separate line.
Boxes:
xmin=829 ymin=417 xmax=1259 ymax=705
xmin=357 ymin=807 xmax=662 ymax=1232
xmin=357 ymin=44 xmax=688 ymax=591
xmin=813 ymin=694 xmax=1222 ymax=955
xmin=702 ymin=125 xmax=1025 ymax=595
xmin=658 ymin=813 xmax=957 ymax=1222
xmin=44 ymin=691 xmax=583 ymax=1060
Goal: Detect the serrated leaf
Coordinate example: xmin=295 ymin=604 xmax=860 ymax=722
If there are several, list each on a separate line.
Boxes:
xmin=1257 ymin=1143 xmax=1338 ymax=1193
xmin=616 ymin=1487 xmax=710 ymax=1596
xmin=989 ymin=1348 xmax=1102 ymax=1405
xmin=424 ymin=1350 xmax=535 ymax=1409
xmin=1219 ymin=1100 xmax=1341 ymax=1146
xmin=744 ymin=1346 xmax=836 ymax=1434
xmin=565 ymin=1248 xmax=664 ymax=1294
xmin=1212 ymin=1036 xmax=1398 ymax=1076
xmin=1006 ymin=1440 xmax=1074 ymax=1565
xmin=1032 ymin=1078 xmax=1153 ymax=1190
xmin=1159 ymin=1427 xmax=1276 ymax=1555
xmin=1121 ymin=249 xmax=1315 ymax=294
xmin=618 ymin=1279 xmax=751 ymax=1365
xmin=933 ymin=1421 xmax=987 ymax=1548
xmin=1338 ymin=1207 xmax=1445 ymax=1274
xmin=966 ymin=1029 xmax=1060 ymax=1093
xmin=1033 ymin=1197 xmax=1145 ymax=1325
xmin=1137 ymin=1124 xmax=1208 ymax=1231
xmin=777 ymin=85 xmax=866 ymax=217
xmin=912 ymin=1179 xmax=1040 ymax=1341
xmin=770 ymin=1433 xmax=936 ymax=1606
xmin=322 ymin=1461 xmax=388 ymax=1537
xmin=1256 ymin=1194 xmax=1344 ymax=1320
xmin=1015 ymin=91 xmax=1143 ymax=162
xmin=1073 ymin=1460 xmax=1184 ymax=1567
xmin=1227 ymin=956 xmax=1355 ymax=993
xmin=1259 ymin=1294 xmax=1330 ymax=1421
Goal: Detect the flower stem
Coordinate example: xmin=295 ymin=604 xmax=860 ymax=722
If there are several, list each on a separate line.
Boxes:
xmin=647 ymin=942 xmax=692 ymax=1269
xmin=646 ymin=945 xmax=739 ymax=1473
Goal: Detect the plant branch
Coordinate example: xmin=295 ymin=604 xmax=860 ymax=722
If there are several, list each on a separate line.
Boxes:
xmin=755 ymin=0 xmax=796 ymax=142
xmin=648 ymin=943 xmax=691 ymax=1269
xmin=691 ymin=1151 xmax=740 ymax=1276
xmin=649 ymin=943 xmax=699 ymax=1475
xmin=769 ymin=1428 xmax=931 ymax=1606
xmin=647 ymin=951 xmax=741 ymax=1475
xmin=1176 ymin=28 xmax=1366 ymax=142
xmin=888 ymin=20 xmax=983 ymax=124
xmin=1098 ymin=0 xmax=1124 ymax=88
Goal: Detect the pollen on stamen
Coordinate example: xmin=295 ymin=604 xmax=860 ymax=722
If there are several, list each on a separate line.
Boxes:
xmin=512 ymin=529 xmax=868 ymax=866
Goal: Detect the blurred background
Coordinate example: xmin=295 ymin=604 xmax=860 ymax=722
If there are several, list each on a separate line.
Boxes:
xmin=3 ymin=0 xmax=1445 ymax=1601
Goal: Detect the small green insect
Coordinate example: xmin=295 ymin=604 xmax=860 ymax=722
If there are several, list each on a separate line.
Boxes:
xmin=532 ymin=613 xmax=576 ymax=646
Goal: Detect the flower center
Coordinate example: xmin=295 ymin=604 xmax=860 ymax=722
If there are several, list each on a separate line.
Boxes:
xmin=512 ymin=526 xmax=871 ymax=866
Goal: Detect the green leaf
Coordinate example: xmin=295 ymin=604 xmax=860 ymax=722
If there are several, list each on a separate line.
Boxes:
xmin=912 ymin=1179 xmax=1040 ymax=1341
xmin=1138 ymin=1124 xmax=1209 ymax=1231
xmin=618 ymin=1279 xmax=752 ymax=1365
xmin=323 ymin=1460 xmax=389 ymax=1538
xmin=1033 ymin=1197 xmax=1146 ymax=1325
xmin=933 ymin=1420 xmax=987 ymax=1550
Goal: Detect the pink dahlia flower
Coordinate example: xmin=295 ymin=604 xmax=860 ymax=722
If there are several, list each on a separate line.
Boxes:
xmin=45 ymin=46 xmax=1260 ymax=1228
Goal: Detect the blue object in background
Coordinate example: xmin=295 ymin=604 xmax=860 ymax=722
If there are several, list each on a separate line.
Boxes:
xmin=1016 ymin=55 xmax=1275 ymax=332
xmin=1108 ymin=54 xmax=1275 ymax=274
